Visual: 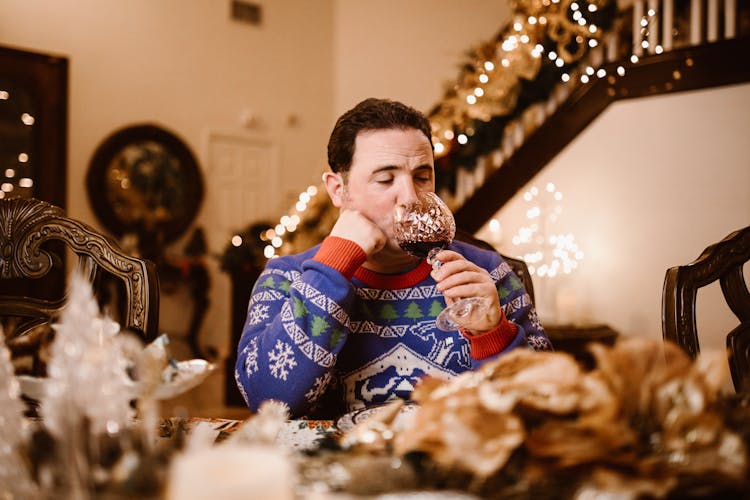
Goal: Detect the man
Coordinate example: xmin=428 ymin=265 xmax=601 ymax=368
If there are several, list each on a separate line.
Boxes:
xmin=235 ymin=98 xmax=550 ymax=418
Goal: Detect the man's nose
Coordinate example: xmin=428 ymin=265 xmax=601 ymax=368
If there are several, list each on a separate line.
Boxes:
xmin=397 ymin=178 xmax=419 ymax=205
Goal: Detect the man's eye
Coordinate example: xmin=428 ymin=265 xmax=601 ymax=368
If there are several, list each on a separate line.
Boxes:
xmin=375 ymin=177 xmax=393 ymax=184
xmin=416 ymin=176 xmax=431 ymax=182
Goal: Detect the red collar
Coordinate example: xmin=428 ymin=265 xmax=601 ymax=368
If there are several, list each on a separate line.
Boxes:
xmin=353 ymin=259 xmax=432 ymax=290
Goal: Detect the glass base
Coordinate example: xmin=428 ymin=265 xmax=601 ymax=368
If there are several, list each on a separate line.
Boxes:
xmin=435 ymin=297 xmax=491 ymax=331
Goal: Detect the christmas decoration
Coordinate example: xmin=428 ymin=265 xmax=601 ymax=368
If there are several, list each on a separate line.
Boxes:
xmin=429 ymin=0 xmax=617 ymax=193
xmin=0 ymin=329 xmax=38 ymax=498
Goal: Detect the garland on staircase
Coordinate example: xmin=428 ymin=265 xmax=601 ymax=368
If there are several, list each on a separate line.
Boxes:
xmin=429 ymin=0 xmax=616 ymax=194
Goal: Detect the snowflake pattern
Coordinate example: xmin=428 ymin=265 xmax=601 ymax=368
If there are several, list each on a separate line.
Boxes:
xmin=268 ymin=339 xmax=297 ymax=380
xmin=242 ymin=337 xmax=259 ymax=377
xmin=527 ymin=308 xmax=543 ymax=331
xmin=248 ymin=303 xmax=271 ymax=326
xmin=304 ymin=372 xmax=332 ymax=404
xmin=527 ymin=333 xmax=553 ymax=351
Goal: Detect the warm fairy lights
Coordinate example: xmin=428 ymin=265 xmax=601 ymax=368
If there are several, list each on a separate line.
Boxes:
xmin=0 ymin=87 xmax=35 ymax=198
xmin=231 ymin=184 xmax=320 ymax=259
xmin=425 ymin=0 xmax=682 ymax=169
xmin=429 ymin=0 xmax=617 ymax=158
xmin=510 ymin=183 xmax=583 ymax=278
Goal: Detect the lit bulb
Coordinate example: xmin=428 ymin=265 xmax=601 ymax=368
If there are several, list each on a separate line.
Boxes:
xmin=231 ymin=235 xmax=243 ymax=247
xmin=457 ymin=134 xmax=468 ymax=145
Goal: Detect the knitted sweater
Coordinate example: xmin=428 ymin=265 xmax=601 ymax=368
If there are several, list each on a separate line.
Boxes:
xmin=235 ymin=237 xmax=551 ymax=418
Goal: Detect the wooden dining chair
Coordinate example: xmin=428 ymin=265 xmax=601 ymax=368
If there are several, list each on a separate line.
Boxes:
xmin=662 ymin=225 xmax=750 ymax=393
xmin=0 ymin=197 xmax=159 ymax=374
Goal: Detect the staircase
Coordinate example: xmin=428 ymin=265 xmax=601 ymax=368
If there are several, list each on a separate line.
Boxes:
xmin=443 ymin=1 xmax=750 ymax=233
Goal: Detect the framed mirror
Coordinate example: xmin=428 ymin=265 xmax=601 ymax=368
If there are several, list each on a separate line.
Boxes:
xmin=86 ymin=124 xmax=204 ymax=255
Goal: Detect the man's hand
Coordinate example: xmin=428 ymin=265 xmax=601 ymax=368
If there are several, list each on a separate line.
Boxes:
xmin=329 ymin=209 xmax=387 ymax=257
xmin=430 ymin=250 xmax=503 ymax=334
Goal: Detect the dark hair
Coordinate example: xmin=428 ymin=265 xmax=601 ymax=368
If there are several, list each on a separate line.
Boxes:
xmin=327 ymin=98 xmax=433 ymax=173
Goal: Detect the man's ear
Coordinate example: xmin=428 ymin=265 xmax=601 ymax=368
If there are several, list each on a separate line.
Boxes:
xmin=323 ymin=171 xmax=346 ymax=208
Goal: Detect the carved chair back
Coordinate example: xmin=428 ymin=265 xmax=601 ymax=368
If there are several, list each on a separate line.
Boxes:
xmin=0 ymin=198 xmax=159 ymax=343
xmin=662 ymin=225 xmax=750 ymax=393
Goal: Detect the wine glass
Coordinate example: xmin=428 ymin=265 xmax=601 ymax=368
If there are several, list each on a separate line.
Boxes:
xmin=393 ymin=192 xmax=490 ymax=331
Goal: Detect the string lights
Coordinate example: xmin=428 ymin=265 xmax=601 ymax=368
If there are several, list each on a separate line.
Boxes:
xmin=429 ymin=0 xmax=616 ymax=159
xmin=230 ymin=184 xmax=320 ymax=259
xmin=509 ymin=183 xmax=583 ymax=278
xmin=0 ymin=87 xmax=35 ymax=199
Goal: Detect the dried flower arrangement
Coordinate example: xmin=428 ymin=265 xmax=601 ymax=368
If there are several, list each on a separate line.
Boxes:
xmin=335 ymin=338 xmax=750 ymax=498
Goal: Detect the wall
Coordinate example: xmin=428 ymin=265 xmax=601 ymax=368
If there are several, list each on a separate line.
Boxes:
xmin=333 ymin=0 xmax=511 ymax=115
xmin=478 ymin=82 xmax=750 ymax=353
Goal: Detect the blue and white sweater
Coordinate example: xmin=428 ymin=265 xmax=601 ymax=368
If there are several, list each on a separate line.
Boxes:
xmin=235 ymin=236 xmax=551 ymax=418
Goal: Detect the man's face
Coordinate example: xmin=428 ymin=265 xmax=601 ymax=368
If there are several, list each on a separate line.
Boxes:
xmin=337 ymin=128 xmax=435 ymax=254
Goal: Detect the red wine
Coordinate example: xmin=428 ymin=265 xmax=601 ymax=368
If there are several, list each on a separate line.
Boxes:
xmin=400 ymin=240 xmax=449 ymax=258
